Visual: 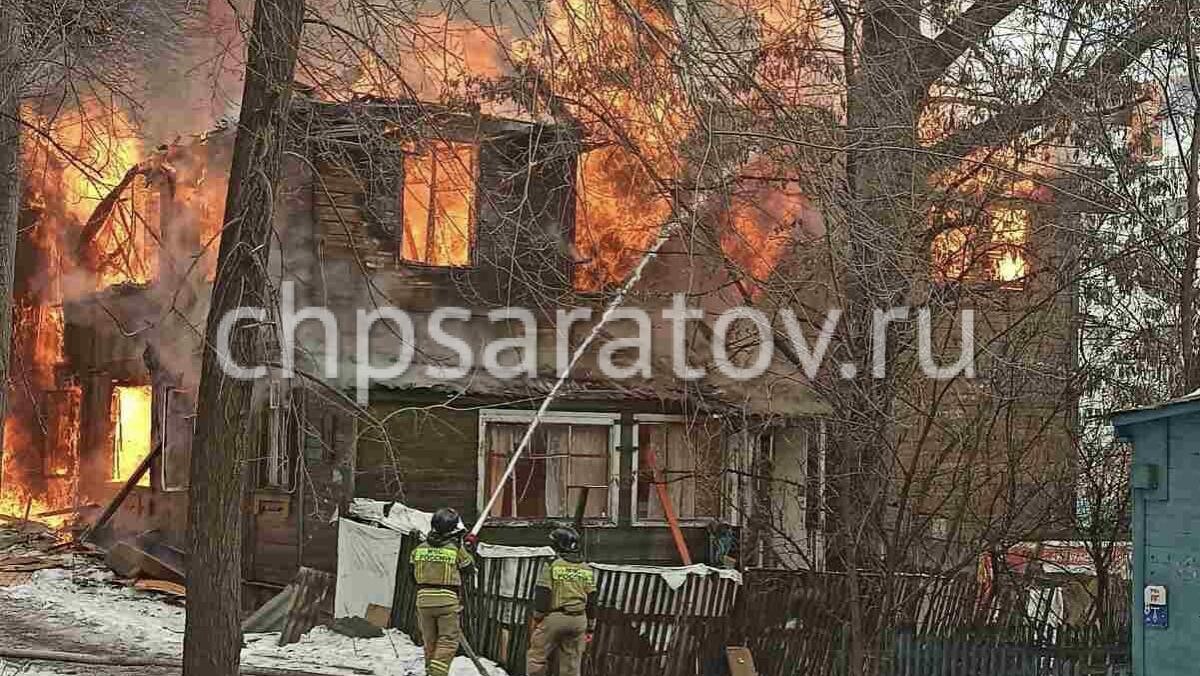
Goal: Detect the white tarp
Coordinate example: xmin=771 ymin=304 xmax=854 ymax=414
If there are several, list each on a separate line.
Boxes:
xmin=335 ymin=517 xmax=405 ymax=619
xmin=348 ymin=498 xmax=465 ymax=536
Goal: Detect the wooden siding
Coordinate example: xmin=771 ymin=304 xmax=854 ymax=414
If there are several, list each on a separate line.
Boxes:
xmin=357 ymin=405 xmax=480 ymax=513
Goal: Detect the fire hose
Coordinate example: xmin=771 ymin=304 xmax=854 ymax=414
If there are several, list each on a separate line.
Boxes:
xmin=469 ymin=219 xmax=682 ymax=539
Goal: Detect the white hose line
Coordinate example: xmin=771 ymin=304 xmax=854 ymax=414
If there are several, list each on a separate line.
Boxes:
xmin=470 ymin=219 xmax=682 ymax=536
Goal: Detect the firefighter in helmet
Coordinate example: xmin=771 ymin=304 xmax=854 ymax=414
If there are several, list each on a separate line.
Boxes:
xmin=411 ymin=507 xmax=475 ymax=676
xmin=527 ymin=526 xmax=597 ymax=676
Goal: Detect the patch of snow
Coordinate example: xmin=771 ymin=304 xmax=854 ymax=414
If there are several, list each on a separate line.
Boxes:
xmin=244 ymin=627 xmax=507 ymax=676
xmin=1 ymin=567 xmax=185 ymax=657
xmin=0 ymin=567 xmax=507 ymax=676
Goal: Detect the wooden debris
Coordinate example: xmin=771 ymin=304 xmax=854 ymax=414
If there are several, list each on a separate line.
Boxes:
xmin=726 ymin=646 xmax=757 ymax=676
xmin=0 ymin=572 xmax=32 ymax=587
xmin=330 ymin=616 xmax=383 ymax=639
xmin=105 ymin=542 xmax=144 ymax=578
xmin=104 ymin=540 xmax=185 ymax=582
xmin=0 ymin=646 xmax=373 ymax=676
xmin=0 ymin=560 xmax=63 ymax=572
xmin=137 ymin=546 xmax=185 ymax=582
xmin=0 ymin=552 xmax=69 ymax=572
xmin=279 ymin=567 xmax=335 ymax=646
xmin=255 ymin=654 xmax=374 ymax=675
xmin=79 ymin=442 xmax=162 ymax=544
xmin=35 ymin=503 xmax=100 ymax=518
xmin=242 ymin=584 xmax=297 ymax=634
xmin=133 ymin=578 xmax=187 ymax=597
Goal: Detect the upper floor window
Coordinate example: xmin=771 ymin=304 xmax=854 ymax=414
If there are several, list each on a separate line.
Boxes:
xmin=401 ymin=140 xmax=477 ymax=267
xmin=479 ymin=410 xmax=618 ymax=522
xmin=931 ymin=206 xmax=1029 ymax=289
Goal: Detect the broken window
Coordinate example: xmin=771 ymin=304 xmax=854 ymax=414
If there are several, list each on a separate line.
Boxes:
xmin=401 ymin=141 xmax=476 ymax=267
xmin=482 ymin=412 xmax=616 ymax=521
xmin=43 ymin=388 xmax=81 ymax=478
xmin=634 ymin=418 xmax=724 ymax=522
xmin=111 ymin=385 xmax=152 ymax=487
xmin=262 ymin=379 xmax=294 ymax=489
xmin=161 ymin=387 xmax=195 ymax=491
xmin=930 ymin=207 xmax=1030 ymax=289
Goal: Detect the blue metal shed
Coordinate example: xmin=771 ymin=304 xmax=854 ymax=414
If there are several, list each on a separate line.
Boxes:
xmin=1113 ymin=393 xmax=1200 ymax=675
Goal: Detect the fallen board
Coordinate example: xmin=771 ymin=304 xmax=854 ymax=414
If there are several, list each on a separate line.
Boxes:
xmin=242 ymin=585 xmax=296 ymax=634
xmin=105 ymin=542 xmax=144 ymax=578
xmin=279 ymin=567 xmax=334 ymax=646
xmin=133 ymin=579 xmax=187 ymax=597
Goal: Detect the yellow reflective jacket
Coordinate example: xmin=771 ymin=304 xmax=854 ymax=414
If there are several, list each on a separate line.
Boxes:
xmin=537 ymin=557 xmax=596 ymax=614
xmin=411 ymin=541 xmax=474 ymax=608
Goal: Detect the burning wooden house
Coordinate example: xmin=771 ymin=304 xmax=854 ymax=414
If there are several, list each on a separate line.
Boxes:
xmin=8 ymin=94 xmax=833 ymax=595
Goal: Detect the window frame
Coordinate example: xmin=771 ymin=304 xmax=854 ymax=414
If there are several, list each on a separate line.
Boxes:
xmin=42 ymin=388 xmax=80 ymax=479
xmin=260 ymin=378 xmax=295 ymax=491
xmin=929 ymin=205 xmax=1031 ymax=290
xmin=160 ymin=386 xmax=195 ymax=493
xmin=631 ymin=413 xmax=728 ymax=527
xmin=398 ymin=139 xmax=480 ymax=269
xmin=476 ymin=409 xmax=620 ymax=525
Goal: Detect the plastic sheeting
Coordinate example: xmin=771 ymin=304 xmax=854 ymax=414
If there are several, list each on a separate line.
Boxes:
xmin=348 ymin=498 xmax=466 ymax=536
xmin=335 ymin=518 xmax=405 ymax=619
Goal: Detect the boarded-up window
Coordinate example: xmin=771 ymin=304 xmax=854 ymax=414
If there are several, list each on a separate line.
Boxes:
xmin=43 ymin=389 xmax=81 ymax=478
xmin=636 ymin=420 xmax=723 ymax=521
xmin=161 ymin=388 xmax=195 ymax=491
xmin=484 ymin=421 xmax=612 ymax=519
xmin=112 ymin=385 xmax=152 ymax=487
xmin=401 ymin=141 xmax=476 ymax=267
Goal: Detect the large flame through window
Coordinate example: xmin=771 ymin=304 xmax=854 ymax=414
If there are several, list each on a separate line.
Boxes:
xmin=401 ymin=141 xmax=476 ymax=267
xmin=112 ymin=386 xmax=153 ymax=487
xmin=931 ymin=207 xmax=1030 ymax=288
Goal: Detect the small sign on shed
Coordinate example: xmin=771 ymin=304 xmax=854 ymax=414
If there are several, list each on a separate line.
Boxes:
xmin=1144 ymin=584 xmax=1168 ymax=629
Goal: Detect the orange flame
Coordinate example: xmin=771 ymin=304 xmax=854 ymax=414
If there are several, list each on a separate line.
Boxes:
xmin=1 ymin=99 xmax=153 ymax=528
xmin=401 ymin=141 xmax=475 ymax=267
xmin=515 ymin=0 xmax=694 ymax=290
xmin=719 ymin=157 xmax=819 ymax=289
xmin=111 ymin=386 xmax=152 ymax=488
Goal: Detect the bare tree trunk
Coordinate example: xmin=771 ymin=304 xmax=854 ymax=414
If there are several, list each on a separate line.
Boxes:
xmin=182 ymin=0 xmax=304 ymax=674
xmin=0 ymin=0 xmax=23 ymax=494
xmin=1182 ymin=19 xmax=1200 ymax=393
xmin=837 ymin=0 xmax=925 ymax=670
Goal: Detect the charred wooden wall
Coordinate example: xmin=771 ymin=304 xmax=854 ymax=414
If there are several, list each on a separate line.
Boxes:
xmin=896 ymin=196 xmax=1080 ymax=564
xmin=295 ymin=99 xmax=579 ymax=314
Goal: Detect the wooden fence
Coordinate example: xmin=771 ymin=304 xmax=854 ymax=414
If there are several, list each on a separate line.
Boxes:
xmin=388 ymin=533 xmax=742 ymax=676
xmin=388 ymin=540 xmax=1129 ymax=676
xmin=890 ymin=628 xmax=1130 ymax=676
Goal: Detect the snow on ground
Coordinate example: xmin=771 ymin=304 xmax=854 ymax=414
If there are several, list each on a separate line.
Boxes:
xmin=0 ymin=567 xmax=506 ymax=676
